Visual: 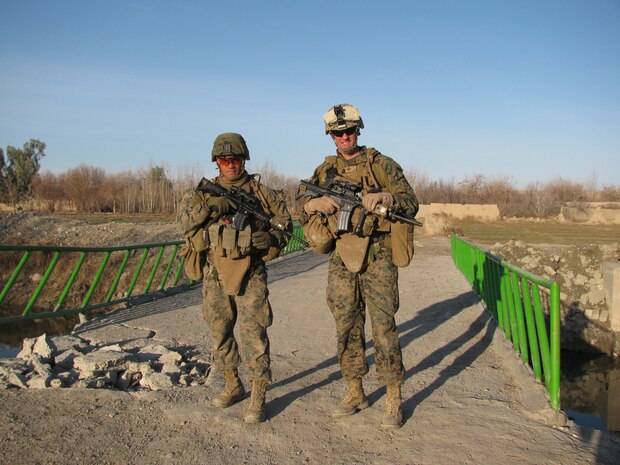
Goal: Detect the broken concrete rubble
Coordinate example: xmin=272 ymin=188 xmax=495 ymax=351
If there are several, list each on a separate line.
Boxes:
xmin=0 ymin=333 xmax=211 ymax=391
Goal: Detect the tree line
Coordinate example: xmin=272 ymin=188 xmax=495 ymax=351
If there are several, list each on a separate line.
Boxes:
xmin=2 ymin=139 xmax=619 ymax=218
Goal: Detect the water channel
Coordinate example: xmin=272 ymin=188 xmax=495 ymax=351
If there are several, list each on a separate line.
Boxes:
xmin=561 ymin=349 xmax=620 ymax=435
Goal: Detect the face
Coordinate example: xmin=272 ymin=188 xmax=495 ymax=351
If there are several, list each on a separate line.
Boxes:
xmin=330 ymin=127 xmax=359 ymax=157
xmin=216 ymin=156 xmax=244 ymax=179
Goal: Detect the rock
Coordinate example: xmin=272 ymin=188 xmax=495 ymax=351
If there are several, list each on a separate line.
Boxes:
xmin=116 ymin=371 xmax=140 ymax=390
xmin=55 ymin=348 xmax=82 ymax=370
xmin=136 ymin=344 xmax=183 ymax=365
xmin=27 ymin=375 xmax=50 ymax=389
xmin=49 ymin=379 xmax=63 ymax=388
xmin=31 ymin=358 xmax=53 ymax=381
xmin=161 ymin=363 xmax=182 ymax=378
xmin=55 ymin=370 xmax=80 ymax=386
xmin=140 ymin=371 xmax=175 ymax=391
xmin=50 ymin=335 xmax=89 ymax=352
xmin=0 ymin=366 xmax=29 ymax=389
xmin=73 ymin=349 xmax=133 ymax=373
xmin=125 ymin=361 xmax=154 ymax=376
xmin=17 ymin=334 xmax=55 ymax=363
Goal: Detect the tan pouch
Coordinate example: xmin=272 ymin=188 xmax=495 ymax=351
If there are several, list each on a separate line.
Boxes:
xmin=179 ymin=228 xmax=208 ymax=281
xmin=212 ymin=255 xmax=251 ymax=296
xmin=303 ymin=214 xmax=334 ymax=254
xmin=390 ymin=221 xmax=414 ymax=267
xmin=335 ymin=233 xmax=370 ymax=273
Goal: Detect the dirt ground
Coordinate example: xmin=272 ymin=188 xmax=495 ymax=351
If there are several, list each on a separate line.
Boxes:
xmin=1 ymin=213 xmax=620 ymax=465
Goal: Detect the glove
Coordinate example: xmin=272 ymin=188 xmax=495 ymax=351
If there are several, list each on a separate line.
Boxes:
xmin=251 ymin=231 xmax=273 ymax=250
xmin=207 ymin=196 xmax=234 ymax=215
xmin=304 ymin=196 xmax=339 ymax=215
xmin=361 ymin=192 xmax=394 ymax=211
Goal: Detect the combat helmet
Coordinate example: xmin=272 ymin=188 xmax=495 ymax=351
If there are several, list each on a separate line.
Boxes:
xmin=323 ymin=103 xmax=364 ymax=134
xmin=211 ymin=133 xmax=250 ymax=162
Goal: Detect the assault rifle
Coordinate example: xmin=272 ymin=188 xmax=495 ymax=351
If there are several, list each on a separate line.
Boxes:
xmin=197 ymin=178 xmax=309 ymax=247
xmin=299 ymin=179 xmax=423 ymax=236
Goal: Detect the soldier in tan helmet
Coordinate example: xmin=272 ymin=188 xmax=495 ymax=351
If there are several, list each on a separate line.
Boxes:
xmin=298 ymin=104 xmax=419 ymax=429
xmin=176 ymin=132 xmax=292 ymax=423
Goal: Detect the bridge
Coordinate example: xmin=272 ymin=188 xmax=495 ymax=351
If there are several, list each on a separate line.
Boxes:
xmin=1 ymin=236 xmax=619 ymax=464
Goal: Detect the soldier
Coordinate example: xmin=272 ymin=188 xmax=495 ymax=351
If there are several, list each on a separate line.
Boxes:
xmin=176 ymin=133 xmax=292 ymax=423
xmin=299 ymin=104 xmax=419 ymax=429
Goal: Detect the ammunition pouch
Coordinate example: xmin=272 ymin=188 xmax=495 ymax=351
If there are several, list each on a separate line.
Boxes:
xmin=388 ymin=221 xmax=414 ymax=267
xmin=207 ymin=222 xmax=252 ymax=258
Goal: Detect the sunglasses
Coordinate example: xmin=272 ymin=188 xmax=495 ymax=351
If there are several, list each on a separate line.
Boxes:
xmin=217 ymin=156 xmax=243 ymax=167
xmin=331 ymin=127 xmax=357 ymax=137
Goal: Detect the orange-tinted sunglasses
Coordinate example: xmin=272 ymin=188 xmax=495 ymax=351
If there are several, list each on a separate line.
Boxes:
xmin=217 ymin=156 xmax=243 ymax=166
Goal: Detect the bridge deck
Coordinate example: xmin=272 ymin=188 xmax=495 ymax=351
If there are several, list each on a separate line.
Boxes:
xmin=1 ymin=237 xmax=618 ymax=464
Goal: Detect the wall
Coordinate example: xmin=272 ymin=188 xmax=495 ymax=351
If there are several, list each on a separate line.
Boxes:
xmin=419 ymin=203 xmax=500 ymax=221
xmin=560 ymin=202 xmax=620 ymax=224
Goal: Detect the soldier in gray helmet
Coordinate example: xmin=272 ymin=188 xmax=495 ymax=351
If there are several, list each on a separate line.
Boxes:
xmin=298 ymin=104 xmax=419 ymax=429
xmin=176 ymin=132 xmax=292 ymax=423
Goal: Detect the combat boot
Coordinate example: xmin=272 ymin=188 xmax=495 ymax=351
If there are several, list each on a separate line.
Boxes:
xmin=332 ymin=378 xmax=369 ymax=418
xmin=381 ymin=382 xmax=403 ymax=429
xmin=213 ymin=368 xmax=245 ymax=408
xmin=244 ymin=379 xmax=268 ymax=424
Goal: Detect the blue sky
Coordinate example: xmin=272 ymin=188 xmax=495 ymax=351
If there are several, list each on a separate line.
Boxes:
xmin=1 ymin=0 xmax=618 ymax=188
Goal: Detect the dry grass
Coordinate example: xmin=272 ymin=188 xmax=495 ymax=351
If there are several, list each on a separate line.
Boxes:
xmin=56 ymin=213 xmax=175 ymax=224
xmin=452 ymin=219 xmax=620 ymax=246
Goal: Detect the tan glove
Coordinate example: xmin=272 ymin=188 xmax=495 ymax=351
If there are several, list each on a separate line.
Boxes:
xmin=304 ymin=196 xmax=339 ymax=215
xmin=361 ymin=192 xmax=394 ymax=211
xmin=207 ymin=196 xmax=234 ymax=215
xmin=251 ymin=231 xmax=273 ymax=250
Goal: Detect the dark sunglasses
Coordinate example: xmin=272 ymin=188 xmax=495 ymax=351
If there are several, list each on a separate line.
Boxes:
xmin=331 ymin=127 xmax=357 ymax=137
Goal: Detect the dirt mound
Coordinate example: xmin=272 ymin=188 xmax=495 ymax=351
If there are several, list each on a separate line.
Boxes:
xmin=0 ymin=212 xmax=180 ymax=247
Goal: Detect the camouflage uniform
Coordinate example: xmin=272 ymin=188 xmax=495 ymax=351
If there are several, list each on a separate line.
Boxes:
xmin=176 ymin=172 xmax=291 ymax=382
xmin=302 ymin=146 xmax=419 ymax=384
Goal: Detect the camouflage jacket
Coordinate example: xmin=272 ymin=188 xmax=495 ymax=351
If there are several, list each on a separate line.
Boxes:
xmin=176 ymin=172 xmax=292 ymax=251
xmin=300 ymin=146 xmax=419 ymax=229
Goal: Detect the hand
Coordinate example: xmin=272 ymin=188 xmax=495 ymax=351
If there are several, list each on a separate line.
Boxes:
xmin=304 ymin=196 xmax=339 ymax=215
xmin=251 ymin=231 xmax=273 ymax=250
xmin=361 ymin=192 xmax=393 ymax=211
xmin=207 ymin=196 xmax=234 ymax=215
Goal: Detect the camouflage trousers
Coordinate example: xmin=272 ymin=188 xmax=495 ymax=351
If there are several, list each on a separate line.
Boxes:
xmin=326 ymin=242 xmax=405 ymax=385
xmin=202 ymin=259 xmax=273 ymax=382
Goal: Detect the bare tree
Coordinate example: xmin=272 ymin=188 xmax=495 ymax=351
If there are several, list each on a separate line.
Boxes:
xmin=33 ymin=170 xmax=65 ymax=212
xmin=64 ymin=165 xmax=106 ymax=213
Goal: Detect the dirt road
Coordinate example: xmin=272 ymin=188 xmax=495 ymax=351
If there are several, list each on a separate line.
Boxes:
xmin=1 ymin=236 xmax=619 ymax=465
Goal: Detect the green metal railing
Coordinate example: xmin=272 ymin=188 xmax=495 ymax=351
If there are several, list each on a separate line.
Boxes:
xmin=451 ymin=234 xmax=561 ymax=409
xmin=282 ymin=223 xmax=307 ymax=256
xmin=0 ymin=224 xmax=307 ymax=325
xmin=0 ymin=241 xmax=188 ymax=324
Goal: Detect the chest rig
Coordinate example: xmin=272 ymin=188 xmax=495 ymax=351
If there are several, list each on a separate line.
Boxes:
xmin=322 ymin=149 xmax=389 ymax=237
xmin=206 ymin=178 xmax=270 ymax=259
